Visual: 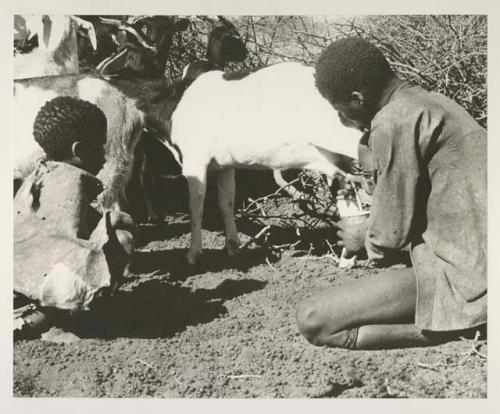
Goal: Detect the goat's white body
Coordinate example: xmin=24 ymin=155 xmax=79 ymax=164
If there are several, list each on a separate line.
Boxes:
xmin=14 ymin=83 xmax=58 ymax=179
xmin=170 ymin=62 xmax=362 ymax=264
xmin=172 ymin=63 xmax=359 ymax=171
xmin=13 ymin=77 xmax=144 ymax=210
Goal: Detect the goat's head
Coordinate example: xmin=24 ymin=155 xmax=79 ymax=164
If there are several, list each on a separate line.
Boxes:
xmin=205 ymin=16 xmax=247 ymax=69
xmin=176 ymin=17 xmax=248 ymax=87
xmin=128 ymin=16 xmax=190 ymax=72
xmin=128 ymin=15 xmax=189 ymax=46
xmin=96 ymin=17 xmax=159 ymax=79
xmin=96 ymin=42 xmax=162 ymax=79
xmin=96 ymin=16 xmax=189 ymax=79
xmin=98 ymin=17 xmax=157 ymax=52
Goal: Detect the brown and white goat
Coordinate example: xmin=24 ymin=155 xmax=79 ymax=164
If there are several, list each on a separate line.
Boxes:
xmin=169 ymin=62 xmax=363 ymax=265
xmin=13 ymin=15 xmax=189 ymax=208
xmin=14 ymin=75 xmax=145 ymax=209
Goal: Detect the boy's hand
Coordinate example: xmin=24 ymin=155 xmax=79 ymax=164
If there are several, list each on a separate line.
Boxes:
xmin=334 ymin=218 xmax=369 ymax=258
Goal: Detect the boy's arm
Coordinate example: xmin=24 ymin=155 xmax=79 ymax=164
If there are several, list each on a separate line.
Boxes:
xmin=365 ymin=106 xmax=441 ymax=260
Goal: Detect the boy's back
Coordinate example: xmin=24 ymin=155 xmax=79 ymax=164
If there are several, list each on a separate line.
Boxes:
xmin=367 ymin=82 xmax=486 ymax=331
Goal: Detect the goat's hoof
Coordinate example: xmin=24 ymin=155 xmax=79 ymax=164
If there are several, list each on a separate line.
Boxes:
xmin=225 ymin=239 xmax=241 ymax=259
xmin=186 ymin=249 xmax=203 ymax=266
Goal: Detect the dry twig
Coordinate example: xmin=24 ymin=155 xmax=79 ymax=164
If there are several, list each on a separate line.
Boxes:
xmin=417 ymin=362 xmax=440 ymax=372
xmin=240 ymin=225 xmax=272 ymax=250
xmin=460 ymin=331 xmax=487 ymax=364
xmin=297 ymin=244 xmax=313 ymax=277
xmin=136 ymin=359 xmax=157 ymax=372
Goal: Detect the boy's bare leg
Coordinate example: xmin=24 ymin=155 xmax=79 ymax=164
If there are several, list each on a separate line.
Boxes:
xmin=296 ymin=268 xmax=435 ymax=349
xmin=355 ymin=323 xmax=434 ymax=349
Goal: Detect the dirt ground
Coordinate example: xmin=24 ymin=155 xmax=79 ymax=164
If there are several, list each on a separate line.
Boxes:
xmin=13 ymin=173 xmax=487 ymax=398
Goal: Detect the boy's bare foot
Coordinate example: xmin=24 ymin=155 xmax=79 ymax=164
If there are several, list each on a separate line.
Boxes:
xmin=14 ymin=305 xmax=54 ymax=340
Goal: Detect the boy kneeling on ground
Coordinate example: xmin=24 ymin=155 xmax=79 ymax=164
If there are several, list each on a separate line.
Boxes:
xmin=14 ymin=96 xmax=135 ymax=341
xmin=296 ymin=38 xmax=486 ymax=350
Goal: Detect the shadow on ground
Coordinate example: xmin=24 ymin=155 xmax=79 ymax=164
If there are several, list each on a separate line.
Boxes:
xmin=66 ymin=277 xmax=267 ymax=339
xmin=131 ymin=246 xmax=273 ymax=279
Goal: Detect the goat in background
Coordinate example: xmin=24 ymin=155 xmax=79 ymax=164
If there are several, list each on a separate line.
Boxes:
xmin=14 ymin=14 xmax=97 ymax=79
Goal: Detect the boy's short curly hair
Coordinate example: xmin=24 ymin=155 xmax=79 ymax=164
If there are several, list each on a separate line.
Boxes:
xmin=315 ymin=37 xmax=394 ymax=104
xmin=33 ymin=96 xmax=107 ymax=161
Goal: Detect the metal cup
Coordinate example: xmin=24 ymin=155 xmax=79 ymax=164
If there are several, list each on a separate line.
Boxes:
xmin=341 ymin=211 xmax=370 ymax=226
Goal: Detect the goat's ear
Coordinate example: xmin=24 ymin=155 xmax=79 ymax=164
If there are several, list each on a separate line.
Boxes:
xmin=40 ymin=15 xmax=52 ymax=50
xmin=73 ymin=16 xmax=97 ymax=50
xmin=175 ymin=18 xmax=190 ymax=32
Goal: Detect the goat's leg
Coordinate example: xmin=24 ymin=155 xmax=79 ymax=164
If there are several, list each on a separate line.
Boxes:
xmin=141 ymin=151 xmax=161 ymax=223
xmin=185 ymin=165 xmax=208 ymax=266
xmin=216 ymin=168 xmax=241 ymax=258
xmin=96 ymin=157 xmax=132 ymax=213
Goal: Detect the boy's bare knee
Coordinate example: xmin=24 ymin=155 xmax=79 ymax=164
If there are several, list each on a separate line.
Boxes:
xmin=296 ymin=298 xmax=326 ymax=346
xmin=296 ymin=297 xmax=358 ymax=348
xmin=116 ymin=229 xmax=134 ymax=257
xmin=108 ymin=210 xmax=136 ymax=232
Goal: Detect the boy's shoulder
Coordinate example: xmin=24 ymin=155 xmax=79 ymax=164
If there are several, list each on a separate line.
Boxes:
xmin=38 ymin=161 xmax=103 ymax=189
xmin=375 ymin=83 xmax=481 ymax=140
xmin=375 ymin=84 xmax=444 ymax=125
xmin=15 ymin=161 xmax=104 ymax=241
xmin=43 ymin=160 xmax=96 ymax=175
xmin=15 ymin=161 xmax=103 ymax=215
xmin=377 ymin=83 xmax=476 ymax=128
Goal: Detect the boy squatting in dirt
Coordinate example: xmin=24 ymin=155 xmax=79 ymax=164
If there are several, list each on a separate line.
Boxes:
xmin=295 ymin=38 xmax=486 ymax=350
xmin=14 ymin=96 xmax=135 ymax=341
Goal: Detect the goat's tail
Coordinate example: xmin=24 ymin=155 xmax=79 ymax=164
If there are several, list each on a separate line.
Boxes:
xmin=273 ymin=170 xmax=304 ymax=200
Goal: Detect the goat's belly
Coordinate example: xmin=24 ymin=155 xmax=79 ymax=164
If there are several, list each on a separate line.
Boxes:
xmin=212 ymin=142 xmax=324 ymax=171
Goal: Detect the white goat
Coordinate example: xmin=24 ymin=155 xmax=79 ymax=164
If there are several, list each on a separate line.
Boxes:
xmin=170 ymin=62 xmax=363 ymax=265
xmin=14 ymin=15 xmax=97 ymax=80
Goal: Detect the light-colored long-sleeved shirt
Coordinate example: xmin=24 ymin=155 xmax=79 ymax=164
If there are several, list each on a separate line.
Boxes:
xmin=14 ymin=162 xmax=114 ymax=311
xmin=362 ymin=80 xmax=486 ymax=331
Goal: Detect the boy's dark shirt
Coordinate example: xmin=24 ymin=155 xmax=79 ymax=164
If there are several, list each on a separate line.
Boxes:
xmin=362 ymin=81 xmax=486 ymax=331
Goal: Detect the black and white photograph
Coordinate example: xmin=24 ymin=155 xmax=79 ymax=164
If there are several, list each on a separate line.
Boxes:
xmin=3 ymin=0 xmax=497 ymax=406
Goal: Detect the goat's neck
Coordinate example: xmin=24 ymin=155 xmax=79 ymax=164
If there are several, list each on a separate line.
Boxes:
xmin=153 ymin=34 xmax=174 ymax=74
